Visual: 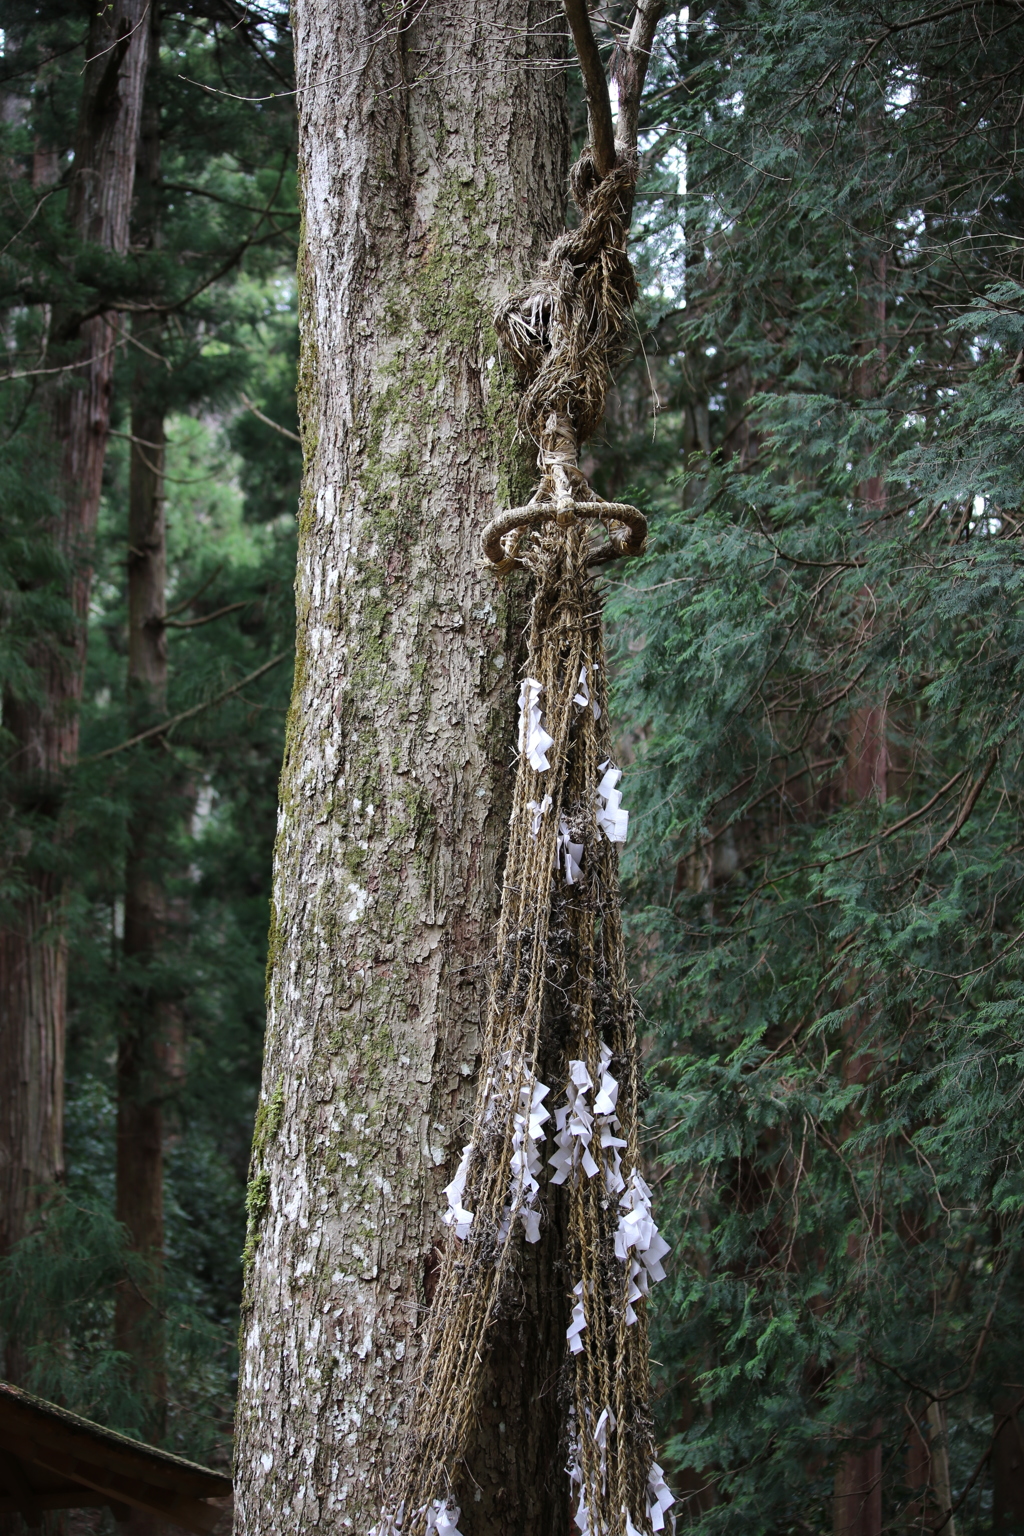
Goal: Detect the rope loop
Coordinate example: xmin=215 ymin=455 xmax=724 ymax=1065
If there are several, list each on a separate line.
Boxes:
xmin=482 ymin=494 xmax=647 ymax=573
xmin=484 ymin=411 xmax=647 ymax=573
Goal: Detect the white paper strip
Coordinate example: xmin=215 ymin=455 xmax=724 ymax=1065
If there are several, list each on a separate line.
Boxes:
xmin=567 ymin=1280 xmax=586 ymax=1354
xmin=568 ymin=1454 xmax=591 ymax=1536
xmin=596 ymin=765 xmax=629 ymax=843
xmin=558 ymin=818 xmax=584 ymax=883
xmin=615 ymin=1168 xmax=671 ymax=1315
xmin=446 ymin=1059 xmax=550 ymax=1248
xmin=549 ymin=1043 xmax=627 ymax=1195
xmin=505 ymin=1076 xmax=550 ymax=1244
xmin=425 ymin=1501 xmax=464 ymax=1536
xmin=549 ymin=1060 xmax=595 ymax=1184
xmin=527 ymin=793 xmax=552 ymax=837
xmin=593 ymin=1403 xmax=616 ymax=1494
xmin=593 ymin=1405 xmax=614 ymax=1450
xmin=441 ymin=1144 xmax=475 ymax=1240
xmin=372 ymin=1498 xmax=466 ymax=1536
xmin=647 ymin=1462 xmax=676 ymax=1533
xmin=571 ymin=663 xmax=602 ymax=720
xmin=518 ymin=676 xmax=554 ymax=771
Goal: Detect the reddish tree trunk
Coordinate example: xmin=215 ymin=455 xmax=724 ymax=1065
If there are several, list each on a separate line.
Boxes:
xmin=835 ymin=1428 xmax=883 ymax=1536
xmin=834 ymin=255 xmax=888 ymax=1536
xmin=0 ymin=0 xmax=150 ymax=1327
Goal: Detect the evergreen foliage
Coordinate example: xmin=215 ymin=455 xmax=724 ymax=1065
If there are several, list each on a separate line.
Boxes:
xmin=604 ymin=3 xmax=1024 ymax=1532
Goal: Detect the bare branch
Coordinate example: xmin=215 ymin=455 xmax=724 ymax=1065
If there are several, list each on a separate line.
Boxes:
xmin=927 ymin=744 xmax=1000 ymax=859
xmin=240 ymin=391 xmax=301 ymax=444
xmin=562 ymin=0 xmax=616 ymax=177
xmin=615 ymin=0 xmax=667 ymax=159
xmin=81 ymin=651 xmax=289 ymax=762
xmin=164 ymin=564 xmax=224 ymax=618
xmin=163 ymin=600 xmax=249 ymax=630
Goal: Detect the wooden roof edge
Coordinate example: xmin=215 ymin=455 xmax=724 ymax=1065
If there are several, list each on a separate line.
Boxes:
xmin=0 ymin=1382 xmax=232 ymax=1495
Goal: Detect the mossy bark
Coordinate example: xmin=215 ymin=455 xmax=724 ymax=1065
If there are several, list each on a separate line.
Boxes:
xmin=233 ymin=7 xmax=569 ymax=1535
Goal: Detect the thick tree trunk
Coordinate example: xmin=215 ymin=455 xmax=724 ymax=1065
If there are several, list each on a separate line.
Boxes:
xmin=0 ymin=0 xmax=149 ymax=1309
xmin=234 ymin=6 xmax=568 ymax=1534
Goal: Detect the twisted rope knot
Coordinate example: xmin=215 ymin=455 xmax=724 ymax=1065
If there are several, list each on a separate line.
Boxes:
xmin=486 ymin=152 xmax=645 ymax=573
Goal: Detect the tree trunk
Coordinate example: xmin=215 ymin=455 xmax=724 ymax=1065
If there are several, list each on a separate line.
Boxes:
xmin=834 ymin=1429 xmax=882 ymax=1536
xmin=115 ymin=364 xmax=173 ymax=1447
xmin=114 ymin=30 xmax=190 ymax=1495
xmin=0 ymin=0 xmax=149 ymax=1321
xmin=116 ymin=376 xmax=191 ymax=1464
xmin=833 ymin=248 xmax=890 ymax=1536
xmin=116 ymin=0 xmax=166 ymax=1402
xmin=904 ymin=1415 xmax=929 ymax=1534
xmin=992 ymin=1394 xmax=1024 ymax=1536
xmin=233 ymin=6 xmax=568 ymax=1533
xmin=925 ymin=1401 xmax=955 ymax=1536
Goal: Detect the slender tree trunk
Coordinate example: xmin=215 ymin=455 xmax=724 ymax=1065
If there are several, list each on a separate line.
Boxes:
xmin=925 ymin=1401 xmax=956 ymax=1536
xmin=233 ymin=6 xmax=568 ymax=1533
xmin=832 ymin=800 xmax=887 ymax=1530
xmin=834 ymin=253 xmax=888 ymax=1536
xmin=114 ymin=24 xmax=184 ymax=1482
xmin=904 ymin=1415 xmax=929 ymax=1534
xmin=0 ymin=0 xmax=149 ymax=1327
xmin=115 ymin=366 xmax=171 ymax=1441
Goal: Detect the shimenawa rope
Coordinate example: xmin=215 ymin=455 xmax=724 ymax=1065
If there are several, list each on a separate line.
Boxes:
xmin=373 ymin=148 xmax=671 ymax=1536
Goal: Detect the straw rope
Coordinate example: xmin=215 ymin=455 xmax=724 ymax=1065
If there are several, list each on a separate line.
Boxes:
xmin=373 ymin=148 xmax=670 ymax=1536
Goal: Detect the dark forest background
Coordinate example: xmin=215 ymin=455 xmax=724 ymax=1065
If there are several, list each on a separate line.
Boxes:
xmin=3 ymin=3 xmax=1024 ymax=1534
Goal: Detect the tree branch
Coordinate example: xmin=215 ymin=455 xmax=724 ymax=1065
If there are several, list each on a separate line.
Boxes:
xmin=240 ymin=392 xmax=301 ymax=444
xmin=926 ymin=744 xmax=1000 ymax=859
xmin=562 ymin=0 xmax=616 ymax=177
xmin=164 ymin=564 xmax=224 ymax=617
xmin=161 ymin=180 xmax=299 ymax=219
xmin=615 ymin=0 xmax=667 ymax=159
xmin=81 ymin=652 xmax=288 ymax=762
xmin=163 ymin=600 xmax=249 ymax=630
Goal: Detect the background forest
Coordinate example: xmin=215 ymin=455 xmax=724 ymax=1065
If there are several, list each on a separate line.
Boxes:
xmin=2 ymin=2 xmax=1024 ymax=1535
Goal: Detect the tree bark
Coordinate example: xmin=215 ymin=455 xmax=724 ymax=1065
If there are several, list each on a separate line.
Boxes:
xmin=834 ymin=1429 xmax=882 ymax=1536
xmin=992 ymin=1393 xmax=1024 ymax=1536
xmin=925 ymin=1401 xmax=955 ymax=1536
xmin=115 ymin=365 xmax=173 ymax=1449
xmin=114 ymin=7 xmax=172 ymax=1452
xmin=0 ymin=0 xmax=149 ymax=1317
xmin=233 ymin=6 xmax=568 ymax=1534
xmin=904 ymin=1414 xmax=929 ymax=1534
xmin=834 ymin=251 xmax=889 ymax=1536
